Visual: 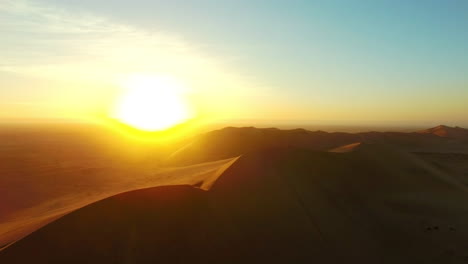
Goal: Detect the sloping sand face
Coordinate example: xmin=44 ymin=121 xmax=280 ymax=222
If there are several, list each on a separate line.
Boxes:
xmin=0 ymin=156 xmax=238 ymax=250
xmin=2 ymin=147 xmax=468 ymax=263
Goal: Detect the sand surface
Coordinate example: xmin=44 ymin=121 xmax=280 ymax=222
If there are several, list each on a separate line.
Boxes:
xmin=0 ymin=124 xmax=237 ymax=248
xmin=1 ymin=124 xmax=468 ymax=263
xmin=2 ymin=146 xmax=468 ymax=263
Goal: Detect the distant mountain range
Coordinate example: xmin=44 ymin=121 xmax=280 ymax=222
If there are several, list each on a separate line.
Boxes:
xmin=167 ymin=125 xmax=468 ymax=165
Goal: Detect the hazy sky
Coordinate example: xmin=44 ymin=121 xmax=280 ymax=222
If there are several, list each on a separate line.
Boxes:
xmin=1 ymin=0 xmax=467 ymax=126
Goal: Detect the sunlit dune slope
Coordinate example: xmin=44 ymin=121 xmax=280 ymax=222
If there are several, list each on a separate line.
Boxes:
xmin=2 ymin=146 xmax=468 ymax=263
xmin=418 ymin=125 xmax=468 ymax=140
xmin=328 ymin=142 xmax=362 ymax=153
xmin=0 ymin=154 xmax=238 ymax=249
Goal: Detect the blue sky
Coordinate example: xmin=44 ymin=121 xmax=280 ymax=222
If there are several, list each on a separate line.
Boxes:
xmin=1 ymin=0 xmax=467 ymax=126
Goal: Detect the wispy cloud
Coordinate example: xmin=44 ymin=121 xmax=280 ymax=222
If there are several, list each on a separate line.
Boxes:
xmin=0 ymin=0 xmax=261 ymax=119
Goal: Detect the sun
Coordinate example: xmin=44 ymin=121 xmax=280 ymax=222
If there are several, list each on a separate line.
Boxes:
xmin=113 ymin=74 xmax=191 ymax=131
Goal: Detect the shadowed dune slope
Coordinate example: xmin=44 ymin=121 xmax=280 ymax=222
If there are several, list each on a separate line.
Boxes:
xmin=2 ymin=146 xmax=468 ymax=263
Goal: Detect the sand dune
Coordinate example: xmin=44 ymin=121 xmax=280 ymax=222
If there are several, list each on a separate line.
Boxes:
xmin=418 ymin=125 xmax=468 ymax=140
xmin=0 ymin=154 xmax=238 ymax=250
xmin=167 ymin=125 xmax=468 ymax=165
xmin=2 ymin=145 xmax=468 ymax=263
xmin=2 ymin=125 xmax=468 ymax=263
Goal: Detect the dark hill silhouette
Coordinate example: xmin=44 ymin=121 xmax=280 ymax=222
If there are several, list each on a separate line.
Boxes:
xmin=167 ymin=126 xmax=468 ymax=165
xmin=2 ymin=146 xmax=468 ymax=263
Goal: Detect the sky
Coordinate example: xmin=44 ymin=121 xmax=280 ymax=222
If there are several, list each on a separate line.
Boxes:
xmin=1 ymin=0 xmax=468 ymax=127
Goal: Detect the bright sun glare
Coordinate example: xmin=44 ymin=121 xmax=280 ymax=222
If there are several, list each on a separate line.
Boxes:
xmin=113 ymin=74 xmax=191 ymax=131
